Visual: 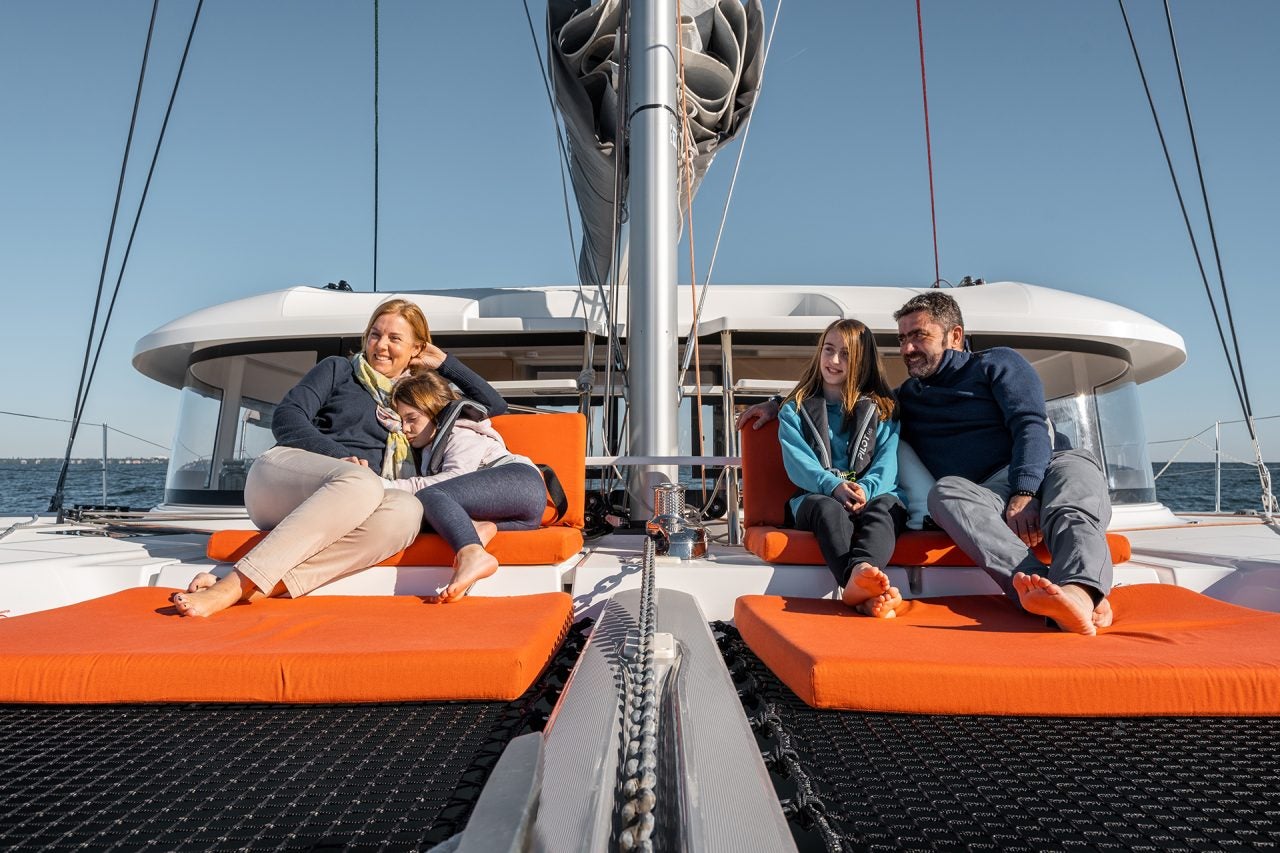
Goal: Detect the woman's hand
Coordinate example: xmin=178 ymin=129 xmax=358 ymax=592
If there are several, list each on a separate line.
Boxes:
xmin=341 ymin=456 xmax=370 ymax=467
xmin=411 ymin=342 xmax=447 ymax=371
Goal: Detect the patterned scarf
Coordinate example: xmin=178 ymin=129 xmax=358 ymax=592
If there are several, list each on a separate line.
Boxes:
xmin=350 ymin=354 xmax=411 ymax=479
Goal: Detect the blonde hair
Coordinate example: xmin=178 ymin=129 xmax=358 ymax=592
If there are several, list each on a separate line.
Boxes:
xmin=363 ymin=298 xmax=431 ymax=349
xmin=390 ymin=369 xmax=457 ymax=419
xmin=785 ymin=318 xmax=896 ymax=420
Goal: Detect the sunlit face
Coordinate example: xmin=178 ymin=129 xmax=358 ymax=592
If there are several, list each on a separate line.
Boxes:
xmin=365 ymin=313 xmax=423 ymax=378
xmin=819 ymin=328 xmax=850 ymax=393
xmin=896 ymin=310 xmax=963 ymax=379
xmin=395 ymin=402 xmax=436 ymax=449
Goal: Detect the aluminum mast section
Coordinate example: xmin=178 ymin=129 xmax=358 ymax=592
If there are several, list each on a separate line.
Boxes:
xmin=626 ymin=0 xmax=680 ymax=520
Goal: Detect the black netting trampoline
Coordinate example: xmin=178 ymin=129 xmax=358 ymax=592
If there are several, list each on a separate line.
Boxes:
xmin=0 ymin=621 xmax=588 ymax=851
xmin=716 ymin=623 xmax=1280 ymax=853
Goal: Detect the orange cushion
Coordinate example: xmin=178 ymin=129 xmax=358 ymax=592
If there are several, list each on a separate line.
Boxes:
xmin=0 ymin=588 xmax=572 ymax=704
xmin=208 ymin=527 xmax=584 ymax=567
xmin=743 ymin=526 xmax=1132 ymax=567
xmin=740 ymin=418 xmax=1132 ymax=567
xmin=734 ymin=585 xmax=1280 ymax=715
xmin=740 ymin=418 xmax=791 ymax=528
xmin=491 ymin=413 xmax=586 ymax=527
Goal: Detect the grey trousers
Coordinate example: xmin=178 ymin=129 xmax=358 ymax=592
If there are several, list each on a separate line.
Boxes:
xmin=926 ymin=449 xmax=1114 ymax=606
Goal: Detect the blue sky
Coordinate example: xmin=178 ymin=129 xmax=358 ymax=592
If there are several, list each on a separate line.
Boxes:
xmin=1 ymin=1 xmax=1276 ymax=462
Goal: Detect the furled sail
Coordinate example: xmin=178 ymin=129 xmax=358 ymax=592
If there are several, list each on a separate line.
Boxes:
xmin=548 ymin=0 xmax=764 ymax=289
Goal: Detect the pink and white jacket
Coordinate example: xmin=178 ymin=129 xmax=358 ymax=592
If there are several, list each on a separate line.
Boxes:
xmin=384 ymin=417 xmax=535 ymax=494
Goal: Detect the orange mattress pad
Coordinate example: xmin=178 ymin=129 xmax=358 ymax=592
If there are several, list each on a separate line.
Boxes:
xmin=0 ymin=588 xmax=573 ymax=704
xmin=207 ymin=527 xmax=584 ymax=567
xmin=743 ymin=526 xmax=1132 ymax=567
xmin=735 ymin=584 xmax=1280 ymax=715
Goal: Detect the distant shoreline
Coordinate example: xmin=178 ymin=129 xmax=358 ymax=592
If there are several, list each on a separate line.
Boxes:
xmin=0 ymin=458 xmax=168 ymax=464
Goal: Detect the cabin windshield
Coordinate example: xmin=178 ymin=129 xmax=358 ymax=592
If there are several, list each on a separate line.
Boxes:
xmin=1045 ymin=371 xmax=1157 ymax=505
xmin=163 ymin=349 xmax=317 ymax=505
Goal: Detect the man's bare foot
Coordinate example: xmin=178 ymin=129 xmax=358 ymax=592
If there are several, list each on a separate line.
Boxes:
xmin=187 ymin=571 xmax=218 ymax=593
xmin=840 ymin=563 xmax=891 ymax=609
xmin=855 ymin=587 xmax=902 ymax=619
xmin=172 ymin=571 xmax=254 ymax=618
xmin=1092 ymin=596 xmax=1113 ymax=629
xmin=435 ymin=545 xmax=499 ymax=603
xmin=1013 ymin=572 xmax=1096 ymax=636
xmin=472 ymin=520 xmax=498 ymax=547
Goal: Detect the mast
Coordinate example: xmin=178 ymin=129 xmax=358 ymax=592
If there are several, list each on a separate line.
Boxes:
xmin=626 ymin=0 xmax=680 ymax=519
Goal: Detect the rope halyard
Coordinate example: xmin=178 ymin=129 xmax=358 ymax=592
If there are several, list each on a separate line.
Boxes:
xmin=618 ymin=538 xmax=660 ymax=852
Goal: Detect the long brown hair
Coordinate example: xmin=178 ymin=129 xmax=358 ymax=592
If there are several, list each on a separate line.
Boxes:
xmin=785 ymin=319 xmax=896 ymax=420
xmin=389 ymin=369 xmax=457 ymax=419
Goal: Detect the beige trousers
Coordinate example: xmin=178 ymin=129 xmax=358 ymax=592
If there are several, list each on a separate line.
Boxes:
xmin=237 ymin=446 xmax=423 ymax=598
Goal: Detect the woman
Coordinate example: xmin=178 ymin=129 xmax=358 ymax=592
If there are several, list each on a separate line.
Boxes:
xmin=777 ymin=318 xmax=908 ymax=617
xmin=386 ymin=369 xmax=548 ymax=602
xmin=173 ymin=298 xmax=507 ymax=617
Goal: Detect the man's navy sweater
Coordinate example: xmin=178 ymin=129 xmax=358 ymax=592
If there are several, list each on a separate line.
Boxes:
xmin=271 ymin=354 xmax=507 ymax=469
xmin=896 ymin=347 xmax=1050 ymax=494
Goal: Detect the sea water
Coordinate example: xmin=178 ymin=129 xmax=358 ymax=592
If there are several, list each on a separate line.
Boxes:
xmin=0 ymin=458 xmax=1276 ymax=517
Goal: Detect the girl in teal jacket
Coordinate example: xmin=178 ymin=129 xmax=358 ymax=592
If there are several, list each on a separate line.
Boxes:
xmin=777 ymin=319 xmax=907 ymax=616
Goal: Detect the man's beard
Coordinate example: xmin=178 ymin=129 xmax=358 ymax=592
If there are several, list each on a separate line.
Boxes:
xmin=904 ymin=353 xmax=940 ymax=379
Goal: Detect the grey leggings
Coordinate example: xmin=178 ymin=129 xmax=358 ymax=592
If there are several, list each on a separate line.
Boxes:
xmin=416 ymin=463 xmax=547 ymax=551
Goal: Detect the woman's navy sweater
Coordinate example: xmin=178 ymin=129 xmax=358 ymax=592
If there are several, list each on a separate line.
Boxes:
xmin=270 ymin=354 xmax=507 ymax=469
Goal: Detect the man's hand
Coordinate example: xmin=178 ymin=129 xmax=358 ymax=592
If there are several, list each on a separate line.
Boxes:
xmin=411 ymin=342 xmax=447 ymax=371
xmin=1005 ymin=494 xmax=1042 ymax=546
xmin=833 ymin=481 xmax=866 ymax=513
xmin=735 ymin=398 xmax=781 ymax=431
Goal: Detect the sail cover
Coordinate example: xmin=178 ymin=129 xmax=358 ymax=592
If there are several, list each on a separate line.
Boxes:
xmin=548 ymin=0 xmax=764 ymax=289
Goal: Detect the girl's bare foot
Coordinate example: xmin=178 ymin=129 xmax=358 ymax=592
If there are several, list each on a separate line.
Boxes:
xmin=855 ymin=587 xmax=902 ymax=618
xmin=434 ymin=545 xmax=499 ymax=604
xmin=472 ymin=521 xmax=498 ymax=547
xmin=840 ymin=563 xmax=891 ymax=609
xmin=1013 ymin=572 xmax=1096 ymax=635
xmin=187 ymin=572 xmax=218 ymax=593
xmin=171 ymin=571 xmax=255 ymax=618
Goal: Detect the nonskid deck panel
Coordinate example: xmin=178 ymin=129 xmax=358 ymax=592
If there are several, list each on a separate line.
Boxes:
xmin=716 ymin=624 xmax=1280 ymax=852
xmin=0 ymin=622 xmax=588 ymax=851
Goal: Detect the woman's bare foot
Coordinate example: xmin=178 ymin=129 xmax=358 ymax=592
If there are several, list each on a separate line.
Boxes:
xmin=855 ymin=587 xmax=902 ymax=618
xmin=840 ymin=563 xmax=890 ymax=609
xmin=1013 ymin=572 xmax=1096 ymax=635
xmin=171 ymin=571 xmax=255 ymax=618
xmin=472 ymin=520 xmax=498 ymax=547
xmin=435 ymin=545 xmax=499 ymax=603
xmin=187 ymin=571 xmax=218 ymax=593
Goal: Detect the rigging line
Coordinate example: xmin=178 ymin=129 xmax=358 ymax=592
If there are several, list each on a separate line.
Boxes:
xmin=372 ymin=0 xmax=380 ymax=292
xmin=0 ymin=411 xmax=169 ymax=451
xmin=1114 ymin=0 xmax=1246 ymax=419
xmin=601 ymin=0 xmax=633 ymax=463
xmin=676 ymin=0 xmax=784 ymax=389
xmin=76 ymin=0 xmax=204 ymax=442
xmin=916 ymin=0 xmax=941 ymax=288
xmin=674 ymin=0 xmax=708 ymax=507
xmin=51 ymin=0 xmax=161 ymax=517
xmin=525 ymin=0 xmax=628 ymax=393
xmin=1160 ymin=0 xmax=1256 ymax=425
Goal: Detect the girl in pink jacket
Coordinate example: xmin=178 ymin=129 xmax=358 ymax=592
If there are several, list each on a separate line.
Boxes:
xmin=387 ymin=370 xmax=547 ymax=602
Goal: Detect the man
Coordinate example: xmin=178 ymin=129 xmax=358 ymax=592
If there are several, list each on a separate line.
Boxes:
xmin=739 ymin=291 xmax=1113 ymax=634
